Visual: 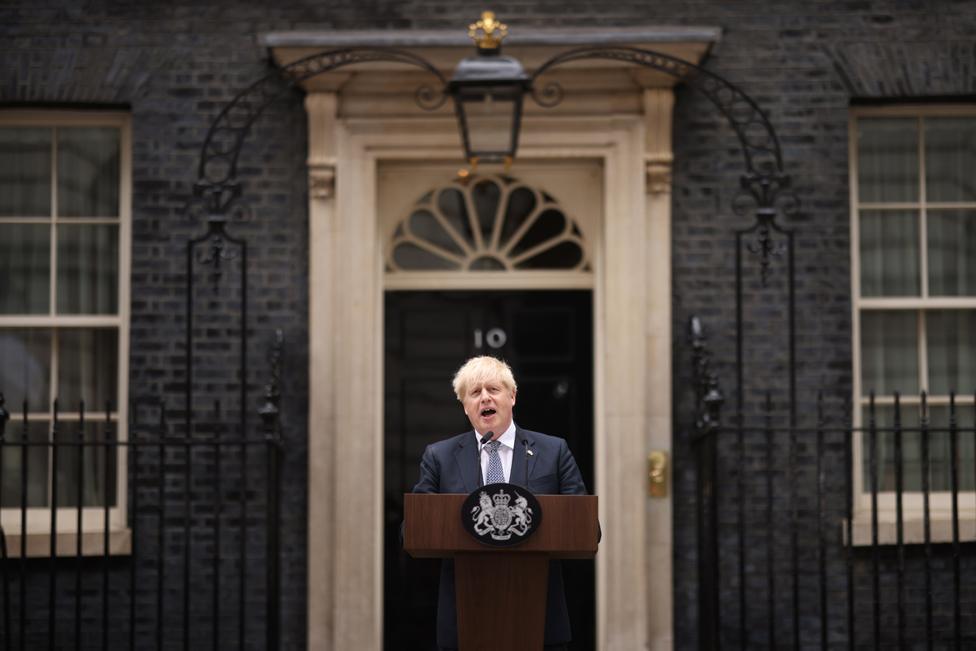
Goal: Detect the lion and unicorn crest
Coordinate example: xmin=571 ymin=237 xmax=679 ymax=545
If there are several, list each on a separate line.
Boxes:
xmin=470 ymin=486 xmax=534 ymax=541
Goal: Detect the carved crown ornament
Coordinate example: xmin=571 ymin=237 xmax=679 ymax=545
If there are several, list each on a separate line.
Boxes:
xmin=468 ymin=11 xmax=508 ymax=50
xmin=206 ymin=18 xmax=791 ymax=282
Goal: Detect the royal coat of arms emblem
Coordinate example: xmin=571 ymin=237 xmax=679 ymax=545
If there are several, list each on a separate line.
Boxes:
xmin=461 ymin=483 xmax=542 ymax=546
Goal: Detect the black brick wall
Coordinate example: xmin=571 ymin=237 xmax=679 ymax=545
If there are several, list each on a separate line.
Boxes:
xmin=3 ymin=0 xmax=976 ymax=648
xmin=663 ymin=2 xmax=976 ymax=647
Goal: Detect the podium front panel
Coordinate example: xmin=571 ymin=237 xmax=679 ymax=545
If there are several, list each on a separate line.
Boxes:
xmin=403 ymin=493 xmax=597 ymax=558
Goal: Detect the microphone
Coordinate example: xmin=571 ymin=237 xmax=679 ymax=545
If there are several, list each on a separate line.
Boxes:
xmin=479 ymin=431 xmax=494 ymax=446
xmin=522 ymin=438 xmax=530 ymax=488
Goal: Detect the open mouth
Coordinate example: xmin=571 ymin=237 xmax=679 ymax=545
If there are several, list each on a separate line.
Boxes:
xmin=480 ymin=408 xmax=496 ymax=417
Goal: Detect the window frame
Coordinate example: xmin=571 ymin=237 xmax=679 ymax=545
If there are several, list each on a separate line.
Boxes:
xmin=850 ymin=105 xmax=976 ymax=536
xmin=0 ymin=109 xmax=131 ymax=552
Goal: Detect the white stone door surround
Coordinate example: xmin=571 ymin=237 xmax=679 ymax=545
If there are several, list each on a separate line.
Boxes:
xmin=264 ymin=26 xmax=720 ymax=651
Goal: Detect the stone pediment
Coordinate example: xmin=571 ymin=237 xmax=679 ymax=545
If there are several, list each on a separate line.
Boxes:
xmin=260 ymin=25 xmax=720 ymax=117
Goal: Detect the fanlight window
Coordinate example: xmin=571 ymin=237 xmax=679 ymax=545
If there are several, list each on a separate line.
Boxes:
xmin=386 ymin=175 xmax=590 ymax=272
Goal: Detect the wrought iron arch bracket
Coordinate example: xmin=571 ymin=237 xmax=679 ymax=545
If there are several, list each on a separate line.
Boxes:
xmin=193 ymin=44 xmax=798 ymax=274
xmin=193 ymin=48 xmax=448 ymax=216
xmin=530 ymin=46 xmax=798 ymax=225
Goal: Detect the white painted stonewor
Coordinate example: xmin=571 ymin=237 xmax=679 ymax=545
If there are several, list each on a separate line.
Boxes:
xmin=290 ymin=27 xmax=718 ymax=650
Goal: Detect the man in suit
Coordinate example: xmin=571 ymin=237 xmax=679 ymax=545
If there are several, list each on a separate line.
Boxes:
xmin=412 ymin=355 xmax=588 ymax=651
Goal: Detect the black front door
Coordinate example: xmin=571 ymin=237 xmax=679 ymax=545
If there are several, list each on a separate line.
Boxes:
xmin=384 ymin=289 xmax=595 ymax=650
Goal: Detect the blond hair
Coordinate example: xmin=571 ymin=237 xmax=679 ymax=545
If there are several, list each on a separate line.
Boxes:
xmin=452 ymin=356 xmax=517 ymax=401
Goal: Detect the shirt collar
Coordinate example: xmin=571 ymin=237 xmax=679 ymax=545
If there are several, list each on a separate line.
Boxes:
xmin=474 ymin=420 xmax=517 ymax=449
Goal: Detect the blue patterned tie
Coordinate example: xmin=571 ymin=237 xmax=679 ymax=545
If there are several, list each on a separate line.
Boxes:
xmin=484 ymin=439 xmax=505 ymax=484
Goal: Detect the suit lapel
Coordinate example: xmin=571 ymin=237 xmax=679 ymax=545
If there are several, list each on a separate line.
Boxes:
xmin=454 ymin=432 xmax=482 ymax=492
xmin=511 ymin=428 xmax=537 ymax=488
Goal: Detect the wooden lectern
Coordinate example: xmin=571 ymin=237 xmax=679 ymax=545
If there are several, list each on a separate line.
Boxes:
xmin=403 ymin=493 xmax=598 ymax=651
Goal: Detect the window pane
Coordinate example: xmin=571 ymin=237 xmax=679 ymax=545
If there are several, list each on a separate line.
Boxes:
xmin=437 ymin=188 xmax=473 ymax=244
xmin=928 ymin=405 xmax=975 ymax=492
xmin=511 ymin=209 xmax=566 ymax=256
xmin=471 ymin=179 xmax=500 ymax=243
xmin=0 ymin=421 xmax=50 ymax=507
xmin=391 ymin=243 xmax=460 ymax=270
xmin=56 ymin=224 xmax=118 ymax=314
xmin=861 ymin=311 xmax=918 ymax=395
xmin=0 ymin=127 xmax=51 ymax=216
xmin=0 ymin=223 xmax=50 ymax=314
xmin=407 ymin=210 xmax=463 ymax=256
xmin=925 ymin=117 xmax=976 ymax=203
xmin=860 ymin=404 xmax=975 ymax=492
xmin=57 ymin=127 xmax=120 ymax=217
xmin=57 ymin=328 xmax=118 ymax=411
xmin=927 ymin=209 xmax=976 ymax=295
xmin=54 ymin=420 xmax=117 ymax=507
xmin=0 ymin=329 xmax=51 ymax=410
xmin=927 ymin=310 xmax=976 ymax=395
xmin=857 ymin=118 xmax=918 ymax=203
xmin=500 ymin=186 xmax=536 ymax=247
xmin=859 ymin=210 xmax=920 ymax=296
xmin=515 ymin=241 xmax=584 ymax=269
xmin=861 ymin=404 xmax=922 ymax=492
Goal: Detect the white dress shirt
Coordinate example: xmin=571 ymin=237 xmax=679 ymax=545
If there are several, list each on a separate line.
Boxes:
xmin=476 ymin=420 xmax=517 ymax=484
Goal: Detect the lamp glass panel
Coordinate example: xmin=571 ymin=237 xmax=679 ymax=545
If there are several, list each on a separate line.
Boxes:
xmin=460 ymin=93 xmax=517 ymax=158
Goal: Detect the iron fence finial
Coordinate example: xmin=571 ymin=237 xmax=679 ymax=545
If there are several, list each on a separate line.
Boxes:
xmin=0 ymin=393 xmax=7 ymax=439
xmin=690 ymin=316 xmax=725 ymax=438
xmin=258 ymin=330 xmax=284 ymax=438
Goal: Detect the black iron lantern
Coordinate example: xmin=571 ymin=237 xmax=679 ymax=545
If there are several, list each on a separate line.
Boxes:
xmin=447 ymin=12 xmax=530 ymax=167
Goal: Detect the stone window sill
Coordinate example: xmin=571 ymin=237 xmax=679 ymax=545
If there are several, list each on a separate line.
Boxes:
xmin=3 ymin=529 xmax=132 ymax=559
xmin=845 ymin=515 xmax=975 ymax=546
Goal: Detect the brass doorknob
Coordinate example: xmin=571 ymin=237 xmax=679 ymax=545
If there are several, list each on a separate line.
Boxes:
xmin=648 ymin=450 xmax=668 ymax=497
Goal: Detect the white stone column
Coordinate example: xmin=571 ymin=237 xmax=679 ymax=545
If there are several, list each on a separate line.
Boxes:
xmin=328 ymin=118 xmax=384 ymax=651
xmin=643 ymin=87 xmax=675 ymax=651
xmin=598 ymin=121 xmax=651 ymax=651
xmin=307 ymin=91 xmax=385 ymax=651
xmin=306 ymin=91 xmax=339 ymax=650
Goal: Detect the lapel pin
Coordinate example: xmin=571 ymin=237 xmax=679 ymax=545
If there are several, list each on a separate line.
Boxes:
xmin=527 ymin=449 xmax=534 ymax=456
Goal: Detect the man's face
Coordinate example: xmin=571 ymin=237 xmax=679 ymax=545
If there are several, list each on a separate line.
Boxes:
xmin=461 ymin=378 xmax=516 ymax=437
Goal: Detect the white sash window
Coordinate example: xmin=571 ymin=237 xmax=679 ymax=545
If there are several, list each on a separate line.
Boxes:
xmin=0 ymin=111 xmax=130 ymax=552
xmin=851 ymin=107 xmax=976 ymax=511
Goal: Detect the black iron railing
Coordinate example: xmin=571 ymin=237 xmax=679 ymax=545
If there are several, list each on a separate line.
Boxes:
xmin=0 ymin=395 xmax=282 ymax=651
xmin=691 ymin=318 xmax=976 ymax=650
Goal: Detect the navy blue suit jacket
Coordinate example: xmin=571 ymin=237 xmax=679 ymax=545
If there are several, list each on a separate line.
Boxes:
xmin=411 ymin=426 xmax=588 ymax=648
